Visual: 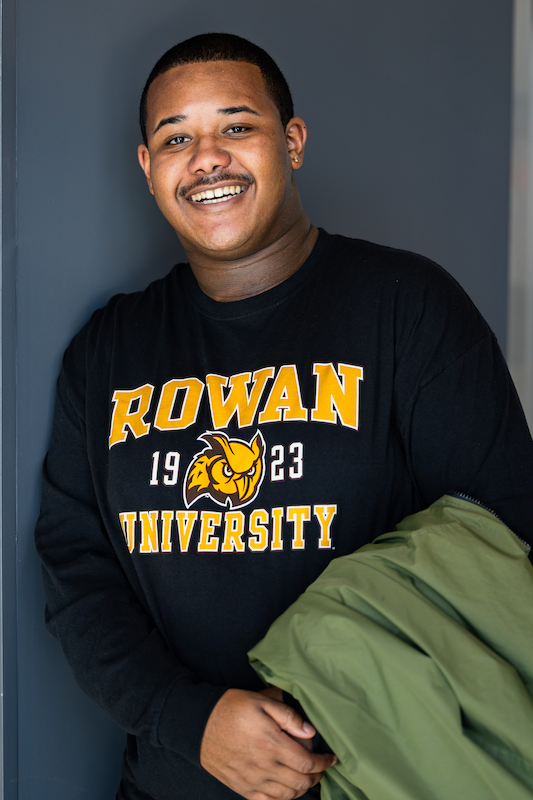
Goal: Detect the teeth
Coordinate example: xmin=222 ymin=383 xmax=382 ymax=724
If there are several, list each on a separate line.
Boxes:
xmin=190 ymin=185 xmax=245 ymax=203
xmin=203 ymin=196 xmax=233 ymax=204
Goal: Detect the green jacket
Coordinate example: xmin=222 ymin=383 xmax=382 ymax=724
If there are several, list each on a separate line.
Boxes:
xmin=249 ymin=495 xmax=533 ymax=800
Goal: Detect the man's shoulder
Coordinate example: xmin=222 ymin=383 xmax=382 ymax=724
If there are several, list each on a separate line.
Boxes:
xmin=320 ymin=230 xmax=476 ymax=313
xmin=101 ymin=261 xmax=187 ymax=320
xmin=324 ymin=230 xmax=457 ymax=283
xmin=76 ymin=261 xmax=186 ymax=334
xmin=61 ymin=262 xmax=188 ymax=379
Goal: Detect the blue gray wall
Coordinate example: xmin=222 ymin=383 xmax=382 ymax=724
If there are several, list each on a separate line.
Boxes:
xmin=13 ymin=1 xmax=513 ymax=797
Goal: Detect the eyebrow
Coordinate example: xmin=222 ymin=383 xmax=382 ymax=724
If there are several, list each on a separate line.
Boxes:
xmin=152 ymin=106 xmax=260 ymax=135
xmin=217 ymin=105 xmax=261 ymax=117
xmin=152 ymin=114 xmax=187 ymax=135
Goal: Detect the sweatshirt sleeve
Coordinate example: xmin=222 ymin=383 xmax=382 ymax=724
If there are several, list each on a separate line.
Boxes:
xmin=397 ymin=329 xmax=533 ymax=545
xmin=382 ymin=256 xmax=533 ymax=544
xmin=35 ymin=364 xmax=227 ymax=766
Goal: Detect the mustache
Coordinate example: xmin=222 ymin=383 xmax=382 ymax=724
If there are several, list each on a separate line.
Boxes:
xmin=179 ymin=172 xmax=254 ymax=198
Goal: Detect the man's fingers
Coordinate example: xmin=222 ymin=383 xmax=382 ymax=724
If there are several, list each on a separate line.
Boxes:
xmin=260 ymin=695 xmax=337 ymax=773
xmin=253 ymin=771 xmax=322 ymax=800
xmin=266 ymin=766 xmax=324 ymax=796
xmin=274 ymin=734 xmax=336 ymax=776
xmin=307 ymin=750 xmax=337 ymax=772
xmin=261 ymin=694 xmax=316 ymax=739
xmin=287 ymin=734 xmax=313 ymax=752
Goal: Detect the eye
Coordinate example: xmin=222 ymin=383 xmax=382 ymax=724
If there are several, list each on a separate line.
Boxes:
xmin=222 ymin=463 xmax=234 ymax=478
xmin=226 ymin=125 xmax=250 ymax=134
xmin=167 ymin=135 xmax=191 ymax=145
xmin=247 ymin=465 xmax=256 ymax=476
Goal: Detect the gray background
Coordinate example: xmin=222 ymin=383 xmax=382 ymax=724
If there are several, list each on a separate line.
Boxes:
xmin=10 ymin=0 xmax=513 ymax=797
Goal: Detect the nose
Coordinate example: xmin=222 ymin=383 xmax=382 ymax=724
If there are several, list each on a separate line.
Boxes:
xmin=188 ymin=134 xmax=231 ymax=174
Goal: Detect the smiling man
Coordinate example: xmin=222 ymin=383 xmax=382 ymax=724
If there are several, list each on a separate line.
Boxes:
xmin=35 ymin=32 xmax=533 ymax=800
xmin=137 ymin=56 xmax=316 ymax=302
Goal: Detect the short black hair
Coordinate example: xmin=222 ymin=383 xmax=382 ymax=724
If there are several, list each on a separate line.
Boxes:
xmin=139 ymin=32 xmax=294 ymax=146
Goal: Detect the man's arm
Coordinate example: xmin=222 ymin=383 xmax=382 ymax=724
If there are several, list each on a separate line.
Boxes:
xmin=397 ymin=328 xmax=533 ymax=542
xmin=36 ymin=368 xmax=228 ymax=763
xmin=36 ymin=367 xmax=335 ymax=797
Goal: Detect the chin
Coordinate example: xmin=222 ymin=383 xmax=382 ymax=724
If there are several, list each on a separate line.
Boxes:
xmin=187 ymin=224 xmax=259 ymax=258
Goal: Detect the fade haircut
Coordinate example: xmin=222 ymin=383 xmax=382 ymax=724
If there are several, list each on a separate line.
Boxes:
xmin=139 ymin=32 xmax=294 ymax=146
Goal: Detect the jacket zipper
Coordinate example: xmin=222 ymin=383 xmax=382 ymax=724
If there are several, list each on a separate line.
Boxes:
xmin=449 ymin=491 xmax=531 ymax=550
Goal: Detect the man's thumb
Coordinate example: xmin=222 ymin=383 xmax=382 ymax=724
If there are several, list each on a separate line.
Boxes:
xmin=263 ymin=697 xmax=316 ymax=739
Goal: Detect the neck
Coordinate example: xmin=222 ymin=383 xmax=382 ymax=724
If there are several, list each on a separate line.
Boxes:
xmin=185 ymin=216 xmax=318 ymax=302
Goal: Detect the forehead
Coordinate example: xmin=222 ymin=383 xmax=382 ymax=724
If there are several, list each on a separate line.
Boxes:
xmin=146 ymin=60 xmax=278 ymax=130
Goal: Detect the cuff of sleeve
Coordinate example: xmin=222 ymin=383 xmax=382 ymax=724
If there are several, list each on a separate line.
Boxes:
xmin=158 ymin=677 xmax=228 ymax=766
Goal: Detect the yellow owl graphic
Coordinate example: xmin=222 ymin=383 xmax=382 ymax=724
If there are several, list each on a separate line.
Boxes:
xmin=184 ymin=430 xmax=266 ymax=509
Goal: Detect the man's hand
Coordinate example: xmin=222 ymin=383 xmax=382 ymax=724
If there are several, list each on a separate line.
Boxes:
xmin=200 ymin=688 xmax=336 ymax=800
xmin=259 ymin=687 xmax=312 ymax=753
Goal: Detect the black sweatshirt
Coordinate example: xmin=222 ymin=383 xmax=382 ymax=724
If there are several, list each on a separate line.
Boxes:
xmin=35 ymin=230 xmax=533 ymax=800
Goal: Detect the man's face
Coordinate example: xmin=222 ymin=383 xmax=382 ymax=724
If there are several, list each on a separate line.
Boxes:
xmin=138 ymin=61 xmax=305 ymax=261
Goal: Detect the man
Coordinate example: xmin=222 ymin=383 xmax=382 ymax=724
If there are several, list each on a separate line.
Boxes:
xmin=35 ymin=32 xmax=533 ymax=800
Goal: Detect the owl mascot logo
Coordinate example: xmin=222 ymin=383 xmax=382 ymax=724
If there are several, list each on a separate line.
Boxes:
xmin=184 ymin=430 xmax=266 ymax=509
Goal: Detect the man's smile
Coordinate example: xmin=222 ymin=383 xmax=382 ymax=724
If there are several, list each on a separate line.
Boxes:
xmin=189 ymin=185 xmax=247 ymax=204
xmin=179 ymin=171 xmax=254 ymax=205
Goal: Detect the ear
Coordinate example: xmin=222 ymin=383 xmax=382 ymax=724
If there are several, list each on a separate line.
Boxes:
xmin=137 ymin=144 xmax=154 ymax=194
xmin=285 ymin=117 xmax=307 ymax=170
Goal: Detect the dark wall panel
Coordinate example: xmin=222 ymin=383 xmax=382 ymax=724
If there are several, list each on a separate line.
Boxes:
xmin=15 ymin=1 xmax=513 ymax=797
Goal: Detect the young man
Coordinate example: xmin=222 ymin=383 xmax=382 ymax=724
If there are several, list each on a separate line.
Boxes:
xmin=35 ymin=32 xmax=533 ymax=800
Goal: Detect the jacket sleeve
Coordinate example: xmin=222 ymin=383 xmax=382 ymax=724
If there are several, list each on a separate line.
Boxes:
xmin=35 ymin=365 xmax=227 ymax=766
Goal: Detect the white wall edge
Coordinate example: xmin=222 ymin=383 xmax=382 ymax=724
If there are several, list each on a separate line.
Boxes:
xmin=508 ymin=0 xmax=533 ymax=432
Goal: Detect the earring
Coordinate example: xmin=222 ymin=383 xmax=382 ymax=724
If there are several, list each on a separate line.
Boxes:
xmin=293 ymin=157 xmax=299 ymax=163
